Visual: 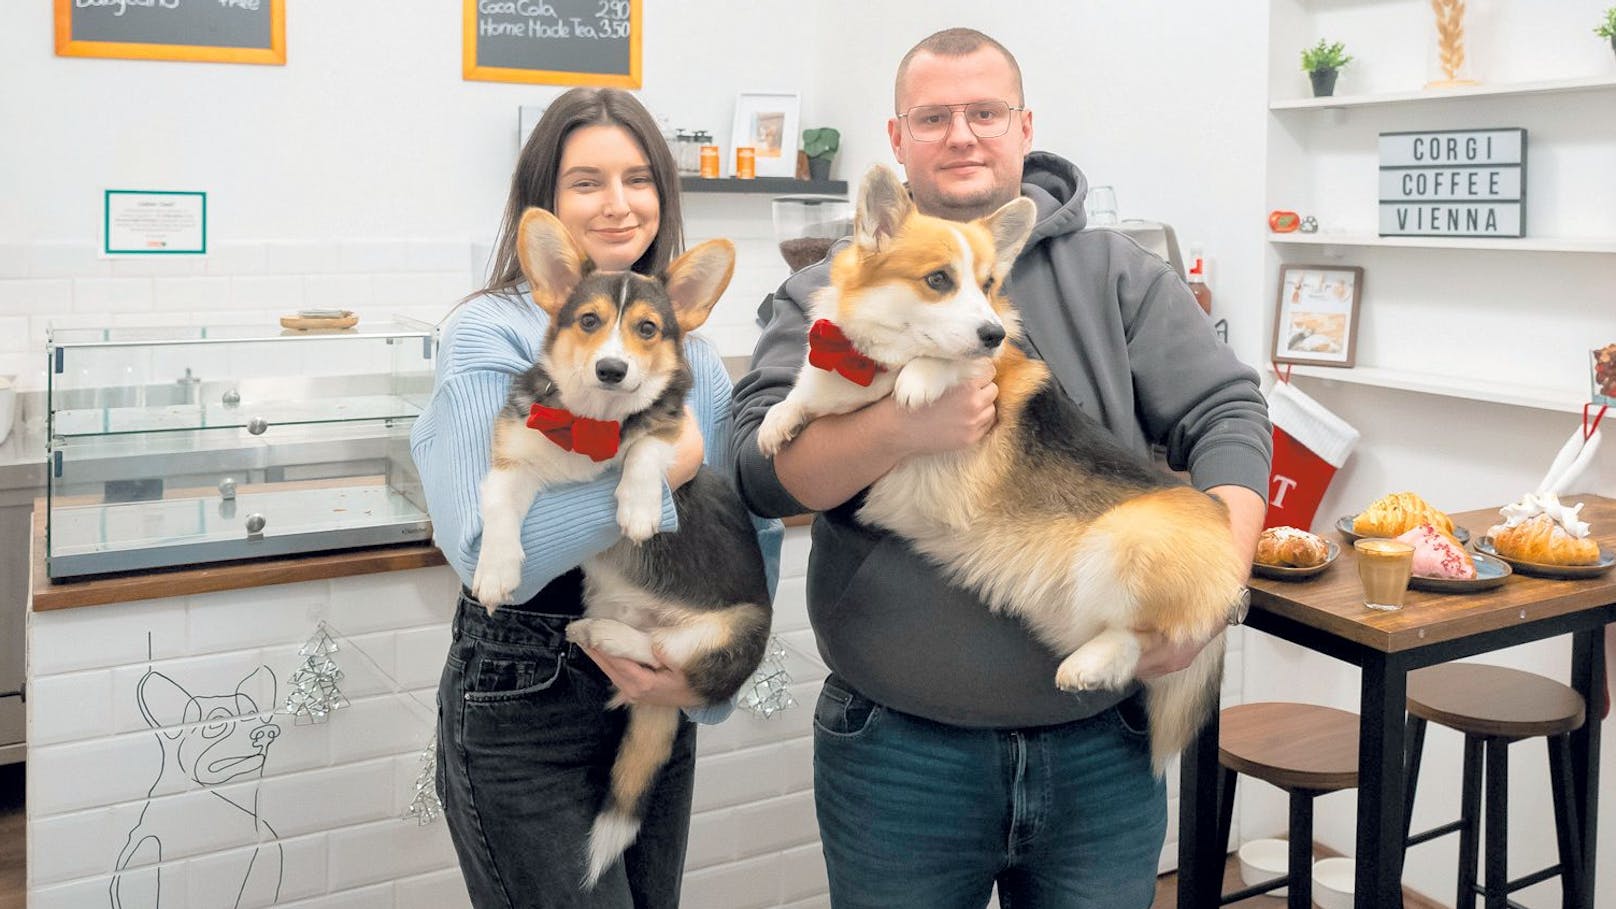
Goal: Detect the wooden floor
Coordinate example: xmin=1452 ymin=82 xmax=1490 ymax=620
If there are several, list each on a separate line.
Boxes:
xmin=0 ymin=762 xmax=22 ymax=909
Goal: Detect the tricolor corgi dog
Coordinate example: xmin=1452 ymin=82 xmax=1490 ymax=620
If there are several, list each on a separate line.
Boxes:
xmin=758 ymin=165 xmax=1244 ymax=772
xmin=473 ymin=207 xmax=772 ymax=887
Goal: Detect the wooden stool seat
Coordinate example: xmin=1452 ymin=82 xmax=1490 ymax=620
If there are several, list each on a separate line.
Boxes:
xmin=1408 ymin=663 xmax=1585 ymax=740
xmin=1216 ymin=702 xmax=1362 ymax=907
xmin=1219 ymin=702 xmax=1359 ymax=792
xmin=1403 ymin=662 xmax=1587 ymax=908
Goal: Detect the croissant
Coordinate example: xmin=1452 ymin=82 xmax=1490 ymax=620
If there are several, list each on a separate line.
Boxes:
xmin=1487 ymin=514 xmax=1602 ymax=565
xmin=1256 ymin=527 xmax=1330 ymax=568
xmin=1354 ymin=492 xmax=1455 ymax=539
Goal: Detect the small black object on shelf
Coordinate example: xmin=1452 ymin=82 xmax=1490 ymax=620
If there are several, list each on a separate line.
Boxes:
xmin=680 ymin=176 xmax=848 ymax=195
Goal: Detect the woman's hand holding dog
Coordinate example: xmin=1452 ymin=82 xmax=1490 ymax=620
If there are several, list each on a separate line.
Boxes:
xmin=583 ymin=645 xmax=705 ymax=708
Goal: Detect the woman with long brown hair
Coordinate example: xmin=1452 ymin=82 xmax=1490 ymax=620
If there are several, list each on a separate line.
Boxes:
xmin=411 ymin=87 xmax=778 ymax=908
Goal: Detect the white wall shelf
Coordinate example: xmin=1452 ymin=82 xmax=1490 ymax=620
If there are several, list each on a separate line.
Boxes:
xmin=1270 ymin=73 xmax=1616 ymax=111
xmin=1269 ymin=234 xmax=1616 ymax=254
xmin=1270 ymin=363 xmax=1588 ymax=413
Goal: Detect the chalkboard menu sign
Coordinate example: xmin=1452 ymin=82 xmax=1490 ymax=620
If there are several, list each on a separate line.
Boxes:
xmin=54 ymin=0 xmax=285 ymax=65
xmin=1378 ymin=128 xmax=1527 ymax=238
xmin=464 ymin=0 xmax=641 ymax=87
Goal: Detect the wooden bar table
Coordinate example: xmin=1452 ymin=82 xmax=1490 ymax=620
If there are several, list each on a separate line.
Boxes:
xmin=1179 ymin=496 xmax=1614 ymax=909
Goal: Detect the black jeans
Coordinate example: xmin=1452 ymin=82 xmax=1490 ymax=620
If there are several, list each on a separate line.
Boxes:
xmin=437 ymin=595 xmax=697 ymax=908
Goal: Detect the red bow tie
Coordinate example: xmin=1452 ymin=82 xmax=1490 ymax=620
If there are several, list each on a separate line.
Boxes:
xmin=526 ymin=403 xmax=621 ymax=462
xmin=808 ymin=320 xmax=886 ymax=387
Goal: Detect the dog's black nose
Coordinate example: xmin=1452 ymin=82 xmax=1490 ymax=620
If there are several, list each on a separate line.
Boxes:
xmin=977 ymin=323 xmax=1006 ymax=349
xmin=595 ymin=358 xmax=629 ymax=385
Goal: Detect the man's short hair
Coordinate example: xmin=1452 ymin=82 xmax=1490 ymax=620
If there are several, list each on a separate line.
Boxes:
xmin=894 ymin=28 xmax=1025 ymax=113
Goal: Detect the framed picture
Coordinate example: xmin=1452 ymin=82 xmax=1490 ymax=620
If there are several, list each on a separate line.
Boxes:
xmin=731 ymin=91 xmax=800 ymax=178
xmin=1272 ymin=265 xmax=1364 ymax=367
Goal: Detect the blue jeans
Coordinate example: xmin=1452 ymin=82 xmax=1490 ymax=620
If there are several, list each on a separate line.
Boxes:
xmin=437 ymin=595 xmax=696 ymax=909
xmin=813 ymin=674 xmax=1166 ymax=909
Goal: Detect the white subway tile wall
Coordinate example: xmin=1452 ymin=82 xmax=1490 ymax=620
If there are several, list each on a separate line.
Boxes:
xmin=26 ymin=528 xmax=830 ymax=907
xmin=0 ymin=201 xmax=785 ymax=387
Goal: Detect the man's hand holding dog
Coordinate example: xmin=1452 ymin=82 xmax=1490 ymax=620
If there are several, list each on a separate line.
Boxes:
xmin=888 ymin=358 xmax=999 ymax=456
xmin=774 ymin=358 xmax=998 ymax=511
xmin=1132 ymin=484 xmax=1265 ymax=679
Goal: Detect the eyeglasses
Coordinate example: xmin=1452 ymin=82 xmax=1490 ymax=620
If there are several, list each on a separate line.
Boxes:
xmin=897 ymin=100 xmax=1025 ymax=142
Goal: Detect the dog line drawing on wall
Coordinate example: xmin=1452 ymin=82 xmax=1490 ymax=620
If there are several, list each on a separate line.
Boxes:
xmin=110 ymin=640 xmax=285 ymax=909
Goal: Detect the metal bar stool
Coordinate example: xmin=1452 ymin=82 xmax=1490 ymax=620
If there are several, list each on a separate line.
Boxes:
xmin=1403 ymin=663 xmax=1586 ymax=909
xmin=1217 ymin=702 xmax=1360 ymax=909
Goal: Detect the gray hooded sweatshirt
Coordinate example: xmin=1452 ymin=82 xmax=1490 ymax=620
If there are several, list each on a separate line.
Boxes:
xmin=729 ymin=151 xmax=1271 ymax=727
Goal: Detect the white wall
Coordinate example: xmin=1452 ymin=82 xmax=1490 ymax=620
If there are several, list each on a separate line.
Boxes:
xmin=27 ymin=537 xmax=830 ymax=909
xmin=812 ymin=0 xmax=1274 ymax=371
xmin=10 ymin=0 xmax=1616 ymax=906
xmin=0 ymin=0 xmax=823 ymax=387
xmin=1252 ymin=2 xmax=1616 ymax=907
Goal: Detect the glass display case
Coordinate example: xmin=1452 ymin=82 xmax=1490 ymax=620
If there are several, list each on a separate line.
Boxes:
xmin=45 ymin=321 xmax=436 ymax=579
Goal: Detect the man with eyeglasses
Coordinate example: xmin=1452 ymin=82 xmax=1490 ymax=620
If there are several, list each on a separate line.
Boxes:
xmin=731 ymin=27 xmax=1270 ymax=909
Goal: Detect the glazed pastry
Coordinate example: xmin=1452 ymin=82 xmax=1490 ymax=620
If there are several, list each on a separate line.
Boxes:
xmin=1353 ymin=492 xmax=1456 ymax=539
xmin=1256 ymin=526 xmax=1330 ymax=568
xmin=1487 ymin=513 xmax=1602 ymax=566
xmin=1397 ymin=523 xmax=1476 ymax=579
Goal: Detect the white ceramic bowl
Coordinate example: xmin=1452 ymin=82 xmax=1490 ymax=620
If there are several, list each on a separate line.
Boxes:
xmin=1312 ymin=856 xmax=1355 ymax=909
xmin=1236 ymin=838 xmax=1288 ymax=897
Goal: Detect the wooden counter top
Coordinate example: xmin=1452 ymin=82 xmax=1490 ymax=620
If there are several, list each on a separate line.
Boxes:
xmin=30 ymin=499 xmax=805 ymax=612
xmin=29 ymin=499 xmax=446 ymax=612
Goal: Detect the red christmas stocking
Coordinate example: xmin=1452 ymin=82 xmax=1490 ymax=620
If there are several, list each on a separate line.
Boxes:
xmin=1264 ymin=381 xmax=1360 ymax=532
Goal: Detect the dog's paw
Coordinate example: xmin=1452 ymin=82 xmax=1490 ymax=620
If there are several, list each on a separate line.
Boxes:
xmin=471 ymin=542 xmax=525 ymax=610
xmin=756 ymin=402 xmax=806 ymax=458
xmin=566 ymin=618 xmax=603 ymax=649
xmin=615 ymin=491 xmax=662 ymax=543
xmin=567 ymin=619 xmax=653 ymax=665
xmin=1055 ymin=644 xmax=1136 ymax=693
xmin=893 ymin=359 xmax=953 ymax=409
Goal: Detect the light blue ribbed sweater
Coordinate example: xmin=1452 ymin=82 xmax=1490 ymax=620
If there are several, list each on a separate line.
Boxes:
xmin=410 ymin=288 xmax=781 ymax=723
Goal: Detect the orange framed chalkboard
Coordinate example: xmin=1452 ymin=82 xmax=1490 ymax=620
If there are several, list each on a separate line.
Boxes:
xmin=463 ymin=0 xmax=641 ymax=87
xmin=54 ymin=0 xmax=286 ymax=66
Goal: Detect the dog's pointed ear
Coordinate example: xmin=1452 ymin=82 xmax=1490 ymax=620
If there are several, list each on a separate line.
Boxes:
xmin=516 ymin=207 xmax=586 ymax=316
xmin=981 ymin=197 xmax=1037 ymax=276
xmin=854 ymin=165 xmax=914 ymax=254
xmin=235 ymin=665 xmax=276 ymax=716
xmin=664 ymin=239 xmax=735 ymax=332
xmin=137 ymin=671 xmax=195 ymax=740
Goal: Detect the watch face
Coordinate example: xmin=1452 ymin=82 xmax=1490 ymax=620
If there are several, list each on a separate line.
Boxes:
xmin=1229 ymin=587 xmax=1251 ymax=625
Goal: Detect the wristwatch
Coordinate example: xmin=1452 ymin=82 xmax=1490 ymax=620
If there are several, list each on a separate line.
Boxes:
xmin=1226 ymin=587 xmax=1251 ymax=626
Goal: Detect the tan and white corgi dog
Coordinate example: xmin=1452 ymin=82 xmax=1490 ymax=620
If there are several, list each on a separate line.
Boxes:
xmin=758 ymin=165 xmax=1244 ymax=772
xmin=474 ymin=207 xmax=772 ymax=887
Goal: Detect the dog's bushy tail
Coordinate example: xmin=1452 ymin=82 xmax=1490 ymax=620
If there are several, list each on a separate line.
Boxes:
xmin=583 ymin=704 xmax=681 ymax=889
xmin=1086 ymin=486 xmax=1244 ymax=773
xmin=1145 ymin=635 xmax=1227 ymax=773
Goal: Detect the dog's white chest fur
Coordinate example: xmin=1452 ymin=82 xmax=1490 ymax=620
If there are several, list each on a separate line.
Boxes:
xmin=859 ymin=453 xmax=976 ymax=539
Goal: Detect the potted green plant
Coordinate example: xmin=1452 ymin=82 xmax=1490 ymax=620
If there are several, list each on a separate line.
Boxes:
xmin=1596 ymin=6 xmax=1616 ymax=57
xmin=802 ymin=127 xmax=840 ymax=182
xmin=1301 ymin=39 xmax=1353 ymax=98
